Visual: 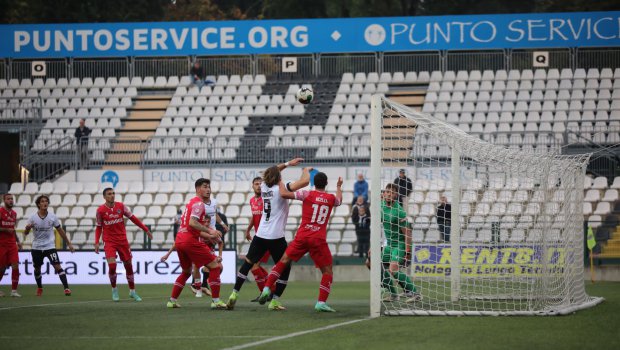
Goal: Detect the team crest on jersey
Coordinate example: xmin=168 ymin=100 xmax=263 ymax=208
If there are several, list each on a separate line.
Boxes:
xmin=117 ymin=209 xmax=121 ymax=214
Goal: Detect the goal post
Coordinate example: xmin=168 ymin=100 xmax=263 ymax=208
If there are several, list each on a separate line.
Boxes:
xmin=369 ymin=95 xmax=604 ymax=316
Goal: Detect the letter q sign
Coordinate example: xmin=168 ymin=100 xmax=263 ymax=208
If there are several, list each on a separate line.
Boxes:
xmin=532 ymin=51 xmax=549 ymax=68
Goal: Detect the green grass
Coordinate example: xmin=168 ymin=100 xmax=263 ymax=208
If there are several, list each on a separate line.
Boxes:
xmin=0 ymin=282 xmax=618 ymax=350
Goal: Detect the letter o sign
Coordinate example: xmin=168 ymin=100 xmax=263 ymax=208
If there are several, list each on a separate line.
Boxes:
xmin=31 ymin=61 xmax=47 ymax=76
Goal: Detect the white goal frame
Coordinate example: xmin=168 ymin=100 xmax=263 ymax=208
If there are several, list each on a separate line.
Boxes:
xmin=369 ymin=94 xmax=604 ymax=317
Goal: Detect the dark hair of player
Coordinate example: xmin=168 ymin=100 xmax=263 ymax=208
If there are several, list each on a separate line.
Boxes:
xmin=102 ymin=187 xmax=114 ymax=196
xmin=263 ymin=166 xmax=281 ymax=187
xmin=314 ymin=172 xmax=328 ymax=190
xmin=252 ymin=176 xmax=262 ymax=183
xmin=385 ymin=183 xmax=398 ymax=192
xmin=35 ymin=194 xmax=50 ymax=209
xmin=2 ymin=193 xmax=12 ymax=200
xmin=195 ymin=178 xmax=211 ymax=189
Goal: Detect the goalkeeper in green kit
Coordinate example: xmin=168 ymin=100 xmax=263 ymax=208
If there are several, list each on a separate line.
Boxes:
xmin=381 ymin=183 xmax=421 ymax=302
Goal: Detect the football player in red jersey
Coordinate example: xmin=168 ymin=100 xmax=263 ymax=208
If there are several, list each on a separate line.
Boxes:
xmin=244 ymin=177 xmax=270 ymax=301
xmin=95 ymin=187 xmax=152 ymax=302
xmin=259 ymin=172 xmax=343 ymax=312
xmin=167 ymin=178 xmax=226 ymax=309
xmin=0 ymin=194 xmax=21 ymax=297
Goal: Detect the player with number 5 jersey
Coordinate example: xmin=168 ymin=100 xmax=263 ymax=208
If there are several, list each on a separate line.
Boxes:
xmin=258 ymin=172 xmax=342 ymax=312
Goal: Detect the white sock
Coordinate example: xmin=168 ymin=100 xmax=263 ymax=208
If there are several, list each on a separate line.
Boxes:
xmin=212 ymin=298 xmax=219 ymax=302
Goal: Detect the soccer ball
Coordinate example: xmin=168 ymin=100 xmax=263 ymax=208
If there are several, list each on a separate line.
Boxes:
xmin=296 ymin=87 xmax=314 ymax=104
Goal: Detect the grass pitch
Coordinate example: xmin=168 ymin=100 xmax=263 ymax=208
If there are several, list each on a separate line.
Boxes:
xmin=0 ymin=281 xmax=618 ymax=350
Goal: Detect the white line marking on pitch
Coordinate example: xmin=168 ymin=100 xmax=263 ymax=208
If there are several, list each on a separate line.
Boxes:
xmin=219 ymin=317 xmax=371 ymax=350
xmin=0 ymin=335 xmax=270 ymax=340
xmin=0 ymin=296 xmax=160 ymax=311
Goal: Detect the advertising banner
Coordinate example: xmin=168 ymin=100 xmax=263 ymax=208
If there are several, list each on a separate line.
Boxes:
xmin=1 ymin=12 xmax=618 ymax=58
xmin=1 ymin=250 xmax=237 ymax=285
xmin=412 ymin=244 xmax=568 ymax=277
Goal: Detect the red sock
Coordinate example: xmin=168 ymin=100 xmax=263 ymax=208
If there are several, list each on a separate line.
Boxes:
xmin=318 ymin=274 xmax=333 ymax=302
xmin=123 ymin=262 xmax=135 ymax=289
xmin=11 ymin=268 xmax=19 ymax=290
xmin=171 ymin=271 xmax=191 ymax=299
xmin=265 ymin=261 xmax=287 ymax=290
xmin=108 ymin=262 xmax=117 ymax=288
xmin=252 ymin=266 xmax=268 ymax=291
xmin=207 ymin=267 xmax=221 ymax=299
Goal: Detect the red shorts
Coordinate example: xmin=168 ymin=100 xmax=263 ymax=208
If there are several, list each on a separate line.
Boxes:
xmin=285 ymin=235 xmax=333 ymax=268
xmin=104 ymin=241 xmax=132 ymax=262
xmin=176 ymin=239 xmax=217 ymax=271
xmin=259 ymin=251 xmax=270 ymax=264
xmin=0 ymin=244 xmax=19 ymax=267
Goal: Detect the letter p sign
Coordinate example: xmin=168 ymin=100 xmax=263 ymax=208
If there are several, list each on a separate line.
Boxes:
xmin=31 ymin=61 xmax=47 ymax=77
xmin=282 ymin=57 xmax=297 ymax=73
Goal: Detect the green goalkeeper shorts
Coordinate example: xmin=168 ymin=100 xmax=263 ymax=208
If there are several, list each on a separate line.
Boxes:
xmin=382 ymin=245 xmax=407 ymax=264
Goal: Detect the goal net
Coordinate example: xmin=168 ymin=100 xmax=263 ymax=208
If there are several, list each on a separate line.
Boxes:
xmin=369 ymin=95 xmax=604 ymax=316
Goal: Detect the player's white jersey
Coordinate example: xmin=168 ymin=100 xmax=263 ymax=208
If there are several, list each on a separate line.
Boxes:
xmin=204 ymin=198 xmax=218 ymax=229
xmin=256 ymin=182 xmax=289 ymax=240
xmin=27 ymin=211 xmax=61 ymax=250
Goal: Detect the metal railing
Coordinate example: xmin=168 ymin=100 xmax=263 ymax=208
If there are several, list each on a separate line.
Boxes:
xmin=0 ymin=60 xmax=6 ymax=80
xmin=72 ymin=57 xmax=130 ymax=79
xmin=134 ymin=57 xmax=191 ymax=78
xmin=9 ymin=59 xmax=69 ymax=80
xmin=22 ymin=127 xmax=614 ymax=172
xmin=576 ymin=47 xmax=620 ymax=70
xmin=3 ymin=47 xmax=620 ymax=80
xmin=0 ymin=97 xmax=44 ymax=161
xmin=21 ymin=136 xmax=77 ymax=182
xmin=383 ymin=51 xmax=441 ymax=74
xmin=319 ymin=53 xmax=378 ymax=77
xmin=197 ymin=55 xmax=254 ymax=77
xmin=446 ymin=50 xmax=506 ymax=72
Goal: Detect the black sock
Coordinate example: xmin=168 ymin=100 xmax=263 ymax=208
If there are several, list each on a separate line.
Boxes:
xmin=233 ymin=261 xmax=253 ymax=292
xmin=202 ymin=269 xmax=209 ymax=286
xmin=34 ymin=268 xmax=43 ymax=288
xmin=274 ymin=265 xmax=291 ymax=297
xmin=57 ymin=269 xmax=69 ymax=289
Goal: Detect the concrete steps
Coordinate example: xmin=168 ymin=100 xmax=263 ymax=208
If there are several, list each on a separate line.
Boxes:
xmin=103 ymin=93 xmax=170 ymax=168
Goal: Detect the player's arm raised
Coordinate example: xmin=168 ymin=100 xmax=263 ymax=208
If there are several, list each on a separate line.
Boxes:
xmin=335 ymin=177 xmax=343 ymax=206
xmin=280 ymin=167 xmax=312 ymax=199
xmin=277 ymin=157 xmax=303 ymax=171
xmin=55 ymin=226 xmax=75 ymax=253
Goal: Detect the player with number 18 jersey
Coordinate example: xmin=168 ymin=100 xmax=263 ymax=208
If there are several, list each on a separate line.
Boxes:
xmin=259 ymin=172 xmax=342 ymax=312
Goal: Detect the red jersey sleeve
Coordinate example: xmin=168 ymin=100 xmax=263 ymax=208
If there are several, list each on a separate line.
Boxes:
xmin=95 ymin=207 xmax=103 ymax=227
xmin=122 ymin=203 xmax=133 ymax=218
xmin=190 ymin=201 xmax=205 ymax=219
xmin=294 ymin=190 xmax=310 ymax=201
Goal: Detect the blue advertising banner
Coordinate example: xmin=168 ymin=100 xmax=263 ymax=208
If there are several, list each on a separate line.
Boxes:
xmin=0 ymin=11 xmax=619 ymax=58
xmin=412 ymin=244 xmax=568 ymax=277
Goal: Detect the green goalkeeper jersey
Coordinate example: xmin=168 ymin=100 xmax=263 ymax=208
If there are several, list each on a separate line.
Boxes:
xmin=381 ymin=200 xmax=407 ymax=247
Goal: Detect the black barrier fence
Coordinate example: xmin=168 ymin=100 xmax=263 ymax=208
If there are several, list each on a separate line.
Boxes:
xmin=4 ymin=48 xmax=619 ymax=80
